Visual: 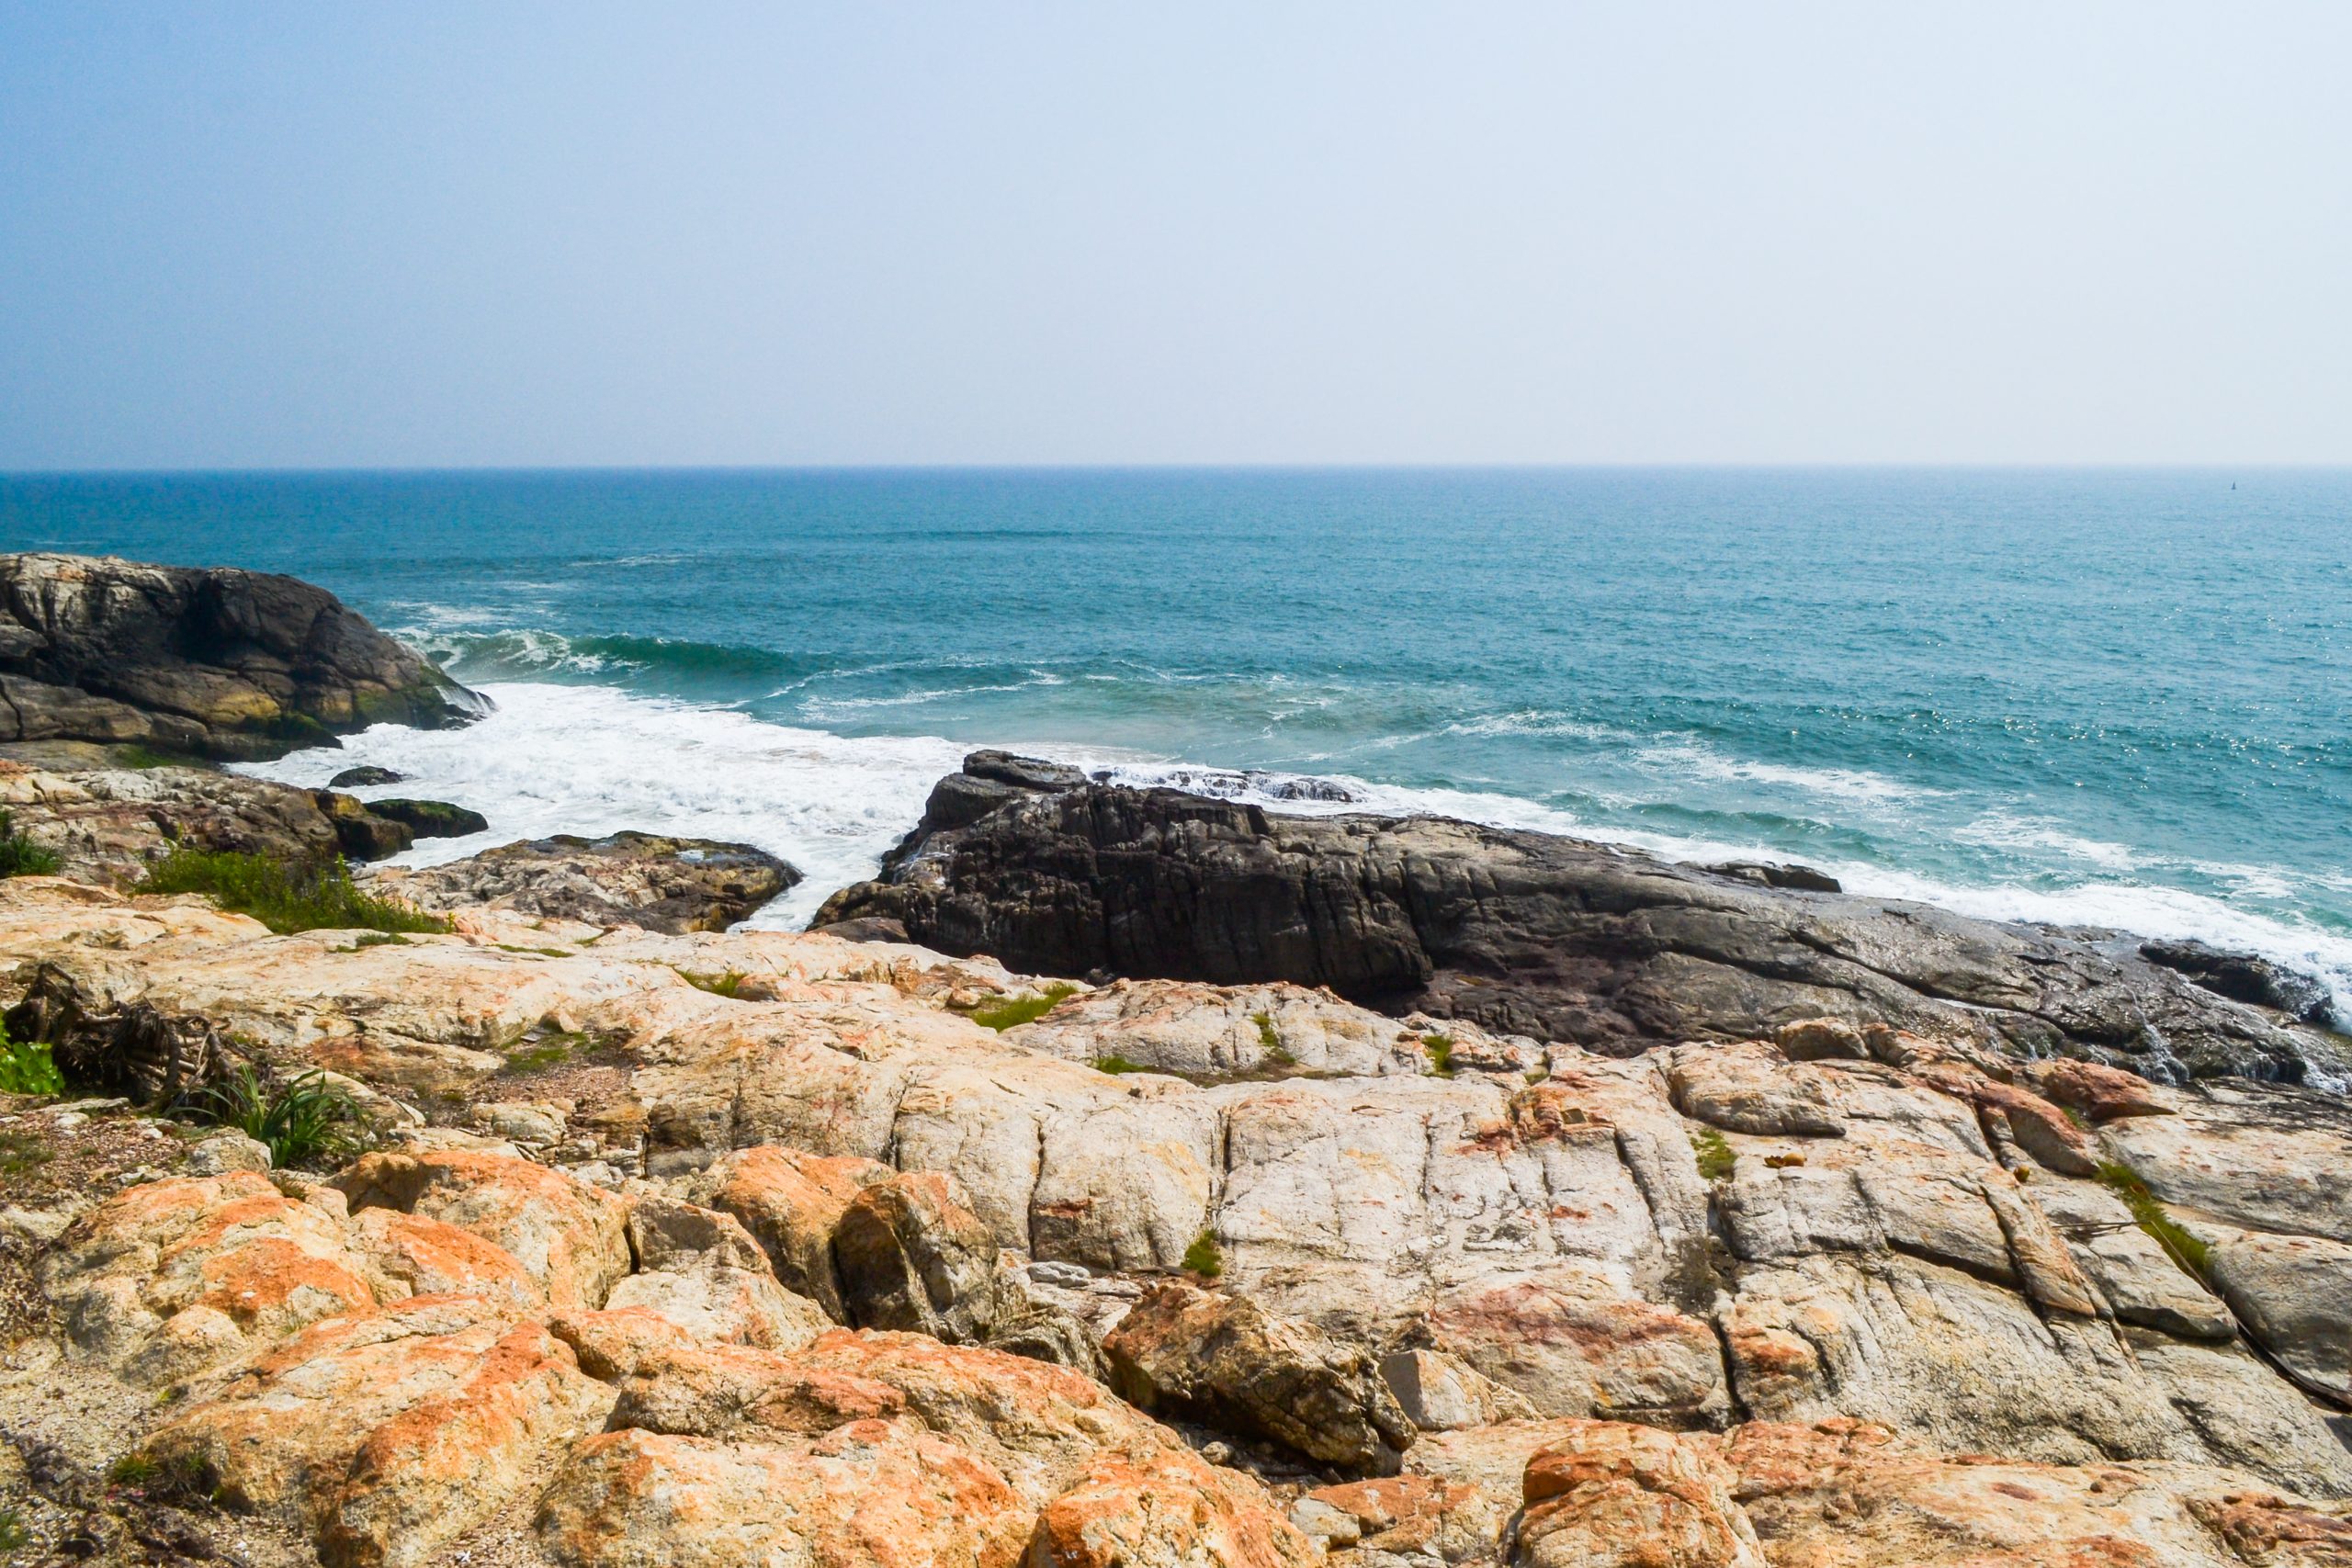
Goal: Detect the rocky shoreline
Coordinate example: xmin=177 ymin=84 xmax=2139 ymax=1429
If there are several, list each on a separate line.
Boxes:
xmin=0 ymin=556 xmax=2346 ymax=1568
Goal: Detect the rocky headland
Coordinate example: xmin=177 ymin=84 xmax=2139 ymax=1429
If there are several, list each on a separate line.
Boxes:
xmin=0 ymin=559 xmax=2346 ymax=1568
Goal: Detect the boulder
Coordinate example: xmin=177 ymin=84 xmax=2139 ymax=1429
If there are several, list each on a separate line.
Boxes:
xmin=314 ymin=789 xmax=414 ymax=861
xmin=817 ymin=764 xmax=2345 ymax=1081
xmin=0 ymin=761 xmax=347 ymax=886
xmin=1379 ymin=1348 xmax=1539 ymax=1431
xmin=692 ymin=1144 xmax=896 ymax=1320
xmin=832 ymin=1171 xmax=1012 ymax=1344
xmin=0 ymin=552 xmax=480 ymax=760
xmin=1293 ymin=1473 xmax=1500 ymax=1562
xmin=40 ymin=1171 xmax=379 ymax=1385
xmin=2203 ymin=1226 xmax=2352 ymax=1404
xmin=1030 ymin=1447 xmax=1319 ymax=1568
xmin=328 ymin=766 xmax=407 ymax=788
xmin=537 ymin=1422 xmax=1033 ymax=1568
xmin=1516 ymin=1420 xmax=1767 ymax=1568
xmin=605 ymin=1193 xmax=831 ymax=1349
xmin=365 ymin=830 xmax=797 ymax=932
xmin=1103 ymin=1283 xmax=1416 ymax=1473
xmin=141 ymin=1293 xmax=610 ymax=1568
xmin=334 ymin=1150 xmax=631 ymax=1309
xmin=365 ymin=797 xmax=490 ymax=838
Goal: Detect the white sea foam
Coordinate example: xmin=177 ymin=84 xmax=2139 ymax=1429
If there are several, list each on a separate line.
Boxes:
xmin=1634 ymin=738 xmax=1937 ymax=806
xmin=238 ymin=681 xmax=2352 ymax=1015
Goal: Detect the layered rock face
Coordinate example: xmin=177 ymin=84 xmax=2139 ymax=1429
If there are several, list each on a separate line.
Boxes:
xmin=0 ymin=552 xmax=481 ymax=761
xmin=363 ymin=831 xmax=799 ymax=932
xmin=817 ymin=754 xmax=2347 ymax=1083
xmin=2 ymin=867 xmax=2348 ymax=1565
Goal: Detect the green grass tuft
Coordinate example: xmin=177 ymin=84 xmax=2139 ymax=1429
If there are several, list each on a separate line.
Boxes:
xmin=0 ymin=808 xmax=60 ymax=878
xmin=0 ymin=1021 xmax=63 ymax=1096
xmin=1423 ymin=1033 xmax=1455 ymax=1077
xmin=184 ymin=1065 xmax=364 ymax=1169
xmin=0 ymin=1503 xmax=27 ymax=1551
xmin=2096 ymin=1160 xmax=2211 ymax=1279
xmin=677 ymin=967 xmax=751 ymax=998
xmin=1091 ymin=1054 xmax=1149 ymax=1075
xmin=1251 ymin=1010 xmax=1295 ymax=1064
xmin=1182 ymin=1228 xmax=1223 ymax=1279
xmin=140 ymin=849 xmax=449 ymax=936
xmin=1690 ymin=1128 xmax=1736 ymax=1181
xmin=967 ymin=983 xmax=1079 ymax=1032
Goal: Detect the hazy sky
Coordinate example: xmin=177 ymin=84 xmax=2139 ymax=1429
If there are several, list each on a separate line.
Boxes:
xmin=3 ymin=4 xmax=2347 ymax=468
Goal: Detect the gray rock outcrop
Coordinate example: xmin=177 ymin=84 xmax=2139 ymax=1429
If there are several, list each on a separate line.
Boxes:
xmin=0 ymin=552 xmax=482 ymax=760
xmin=817 ymin=753 xmax=2348 ymax=1084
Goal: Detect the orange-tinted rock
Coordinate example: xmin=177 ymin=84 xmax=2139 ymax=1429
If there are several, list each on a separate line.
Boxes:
xmin=695 ymin=1144 xmax=897 ymax=1320
xmin=1029 ymin=1446 xmax=1318 ymax=1568
xmin=347 ymin=1206 xmax=547 ymax=1308
xmin=40 ymin=1171 xmax=378 ymax=1385
xmin=141 ymin=1292 xmax=610 ymax=1568
xmin=605 ymin=1337 xmax=910 ymax=1439
xmin=1426 ymin=1269 xmax=1730 ymax=1429
xmin=2017 ymin=1058 xmax=2176 ymax=1124
xmin=786 ymin=1328 xmax=1177 ymax=1506
xmin=334 ymin=1150 xmax=629 ymax=1309
xmin=1104 ymin=1282 xmax=1415 ymax=1472
xmin=1516 ymin=1419 xmax=1766 ymax=1567
xmin=537 ymin=1422 xmax=1032 ymax=1568
xmin=1297 ymin=1473 xmax=1498 ymax=1562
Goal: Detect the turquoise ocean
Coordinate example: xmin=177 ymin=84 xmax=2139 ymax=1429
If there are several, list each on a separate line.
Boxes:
xmin=5 ymin=468 xmax=2348 ymax=1011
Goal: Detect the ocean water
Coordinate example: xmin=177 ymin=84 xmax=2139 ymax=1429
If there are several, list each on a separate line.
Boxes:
xmin=5 ymin=468 xmax=2349 ymax=1009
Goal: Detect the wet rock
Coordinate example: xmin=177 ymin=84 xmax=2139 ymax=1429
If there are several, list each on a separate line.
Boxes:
xmin=2143 ymin=936 xmax=2336 ymax=1026
xmin=832 ymin=1170 xmax=1012 ymax=1343
xmin=1103 ymin=1282 xmax=1416 ymax=1473
xmin=363 ymin=797 xmax=488 ymax=838
xmin=365 ymin=830 xmax=797 ymax=932
xmin=314 ymin=790 xmax=413 ymax=861
xmin=0 ymin=552 xmax=481 ymax=761
xmin=818 ymin=770 xmax=2344 ymax=1080
xmin=328 ymin=766 xmax=406 ymax=788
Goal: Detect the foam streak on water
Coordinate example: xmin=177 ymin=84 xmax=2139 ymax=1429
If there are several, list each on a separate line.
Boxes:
xmin=240 ymin=680 xmax=2352 ymax=1017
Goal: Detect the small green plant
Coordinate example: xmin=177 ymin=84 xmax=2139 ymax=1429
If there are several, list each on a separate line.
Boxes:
xmin=1182 ymin=1228 xmax=1223 ymax=1279
xmin=140 ymin=849 xmax=449 ymax=937
xmin=503 ymin=1032 xmax=590 ymax=1074
xmin=1690 ymin=1128 xmax=1736 ymax=1181
xmin=187 ymin=1066 xmax=363 ymax=1169
xmin=1250 ymin=1010 xmax=1296 ymax=1065
xmin=967 ymin=983 xmax=1079 ymax=1032
xmin=1423 ymin=1033 xmax=1455 ymax=1077
xmin=497 ymin=944 xmax=572 ymax=958
xmin=677 ymin=967 xmax=751 ymax=998
xmin=2096 ymin=1161 xmax=2211 ymax=1279
xmin=355 ymin=931 xmax=412 ymax=947
xmin=0 ymin=1129 xmax=51 ymax=1177
xmin=0 ymin=809 xmax=60 ymax=878
xmin=1092 ymin=1054 xmax=1149 ymax=1075
xmin=0 ymin=1021 xmax=63 ymax=1096
xmin=111 ymin=743 xmax=189 ymax=770
xmin=107 ymin=1453 xmax=158 ymax=1487
xmin=0 ymin=1504 xmax=28 ymax=1551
